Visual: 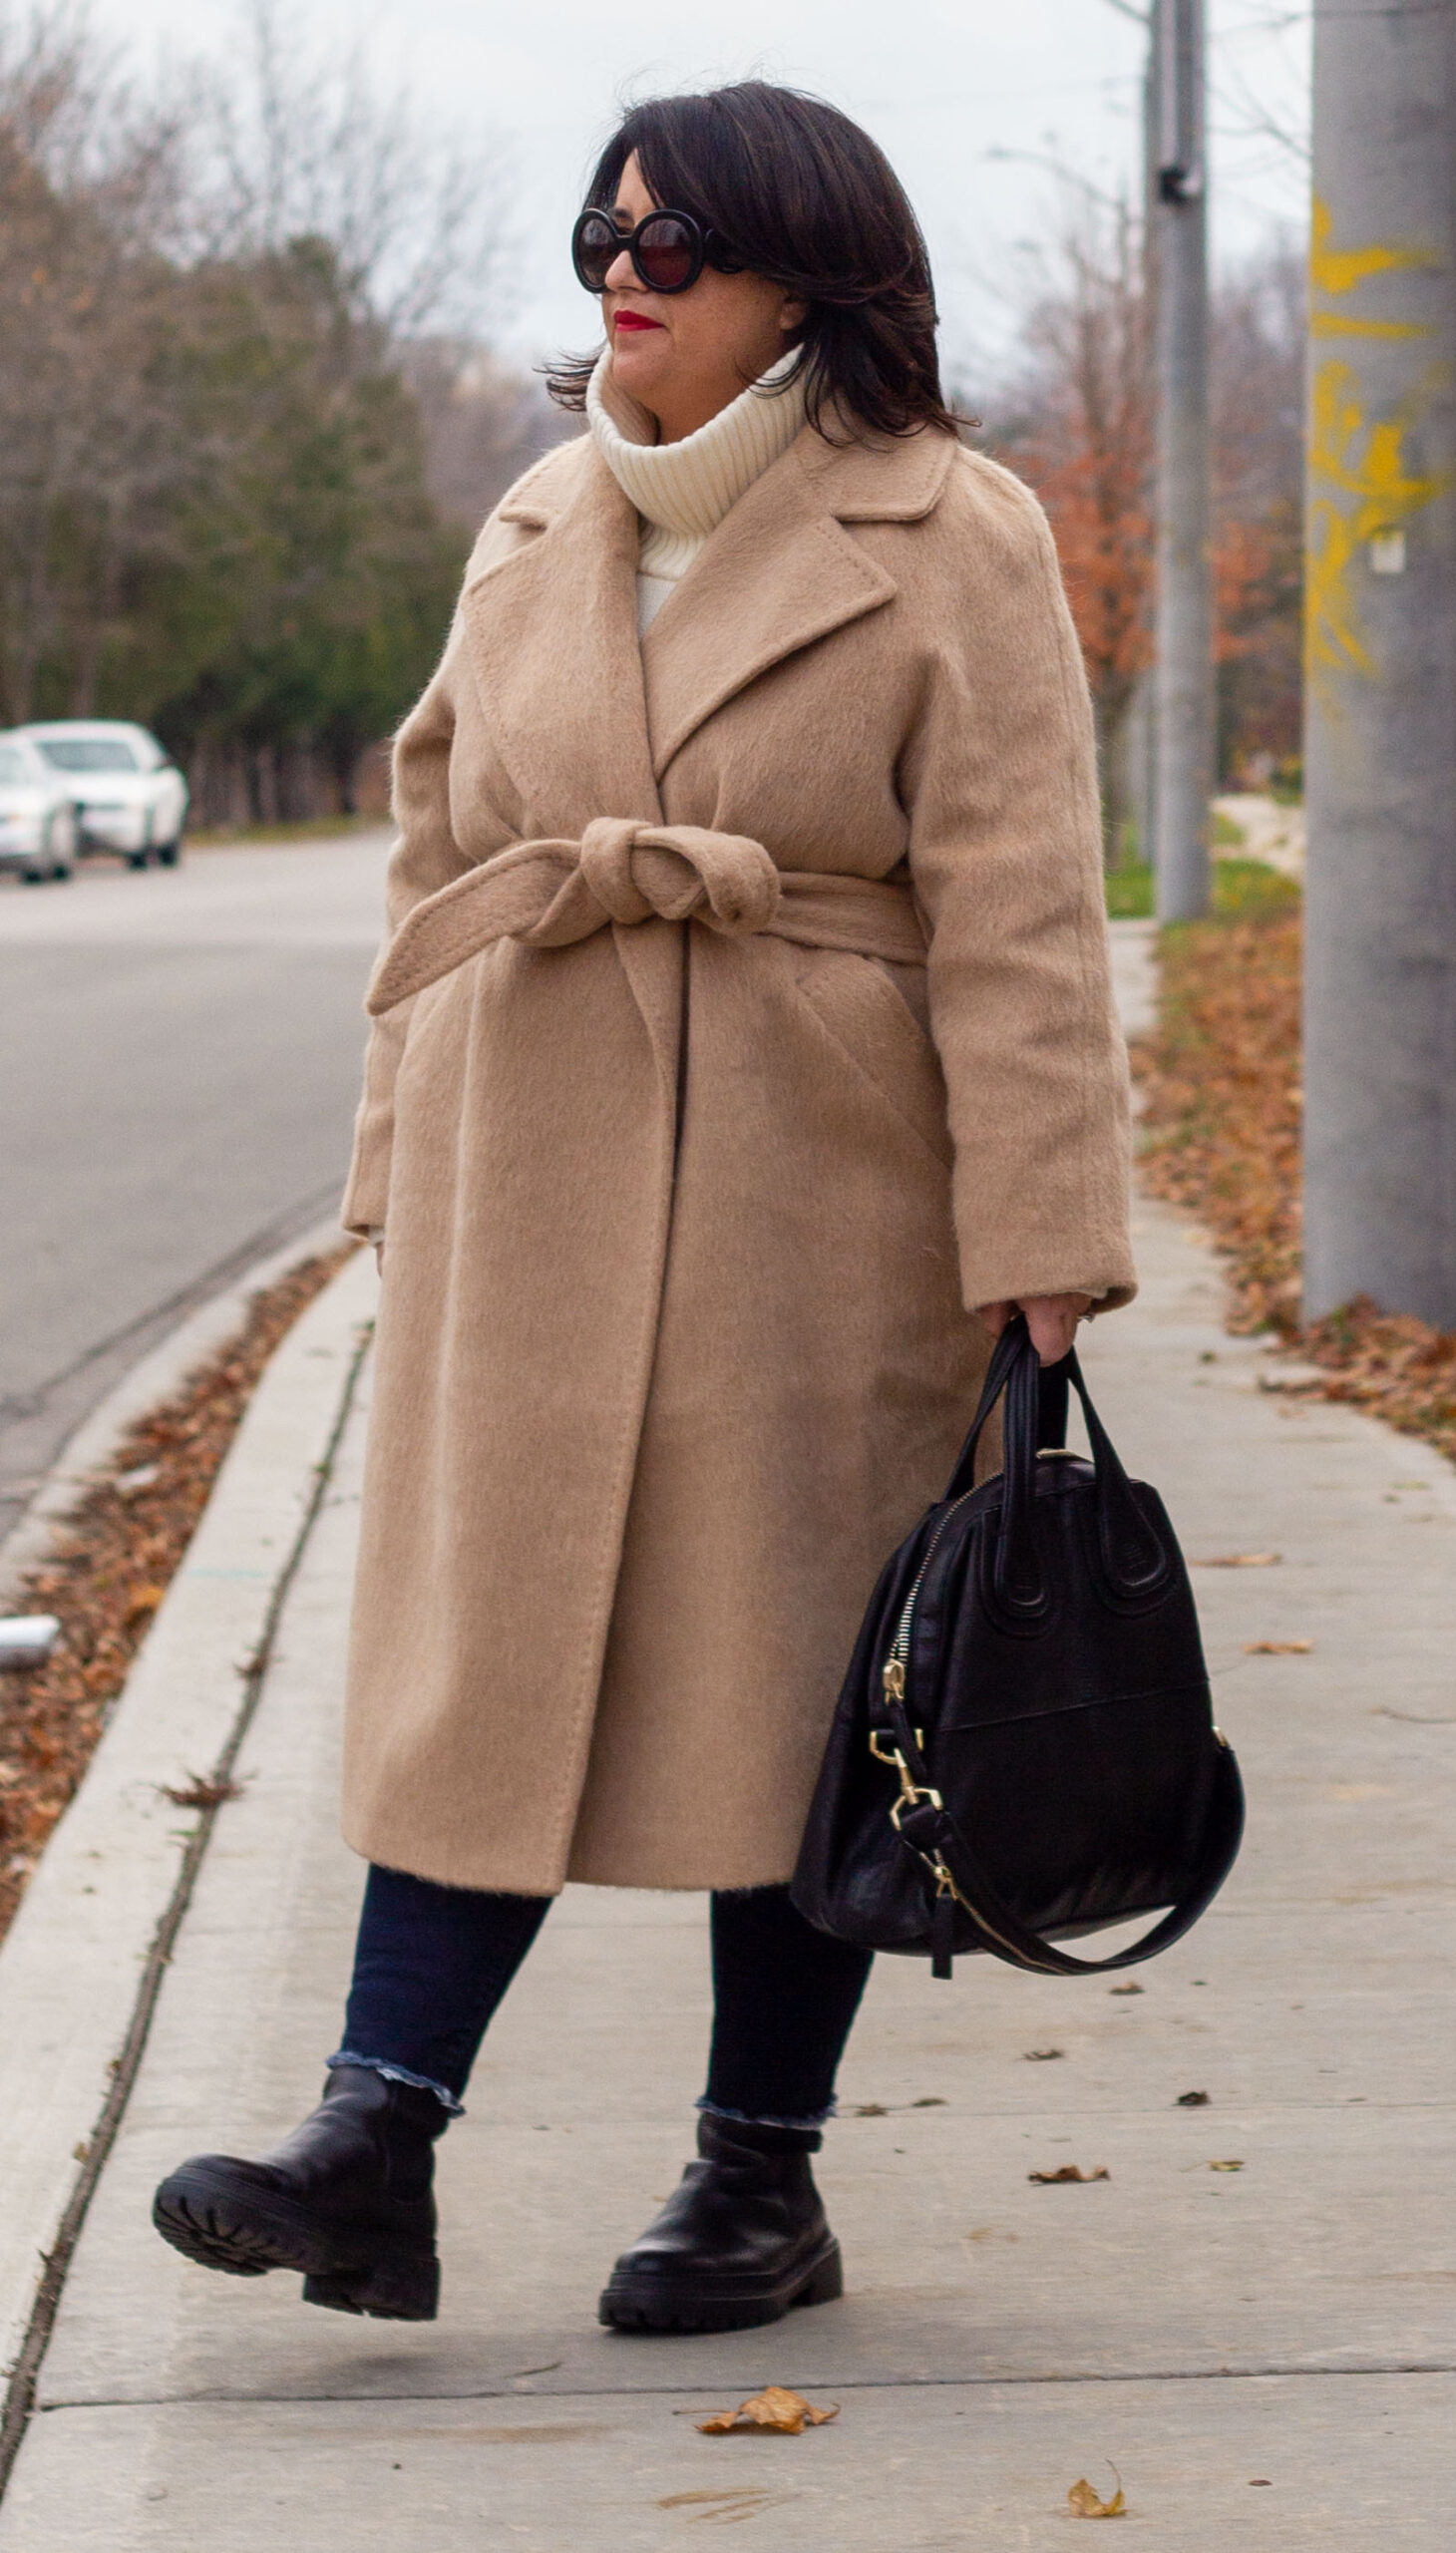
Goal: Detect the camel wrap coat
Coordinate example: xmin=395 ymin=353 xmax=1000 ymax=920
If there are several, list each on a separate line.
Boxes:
xmin=339 ymin=415 xmax=1136 ymax=1896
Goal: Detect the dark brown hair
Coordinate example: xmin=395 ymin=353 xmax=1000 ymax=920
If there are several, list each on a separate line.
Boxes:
xmin=546 ymin=81 xmax=960 ymax=440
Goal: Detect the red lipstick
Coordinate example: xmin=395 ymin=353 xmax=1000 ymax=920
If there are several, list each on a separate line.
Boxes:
xmin=614 ymin=310 xmax=665 ymax=333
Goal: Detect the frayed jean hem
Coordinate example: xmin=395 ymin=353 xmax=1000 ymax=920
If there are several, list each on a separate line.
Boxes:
xmin=696 ymin=2096 xmax=835 ymax=2131
xmin=327 ymin=2051 xmax=463 ymax=2115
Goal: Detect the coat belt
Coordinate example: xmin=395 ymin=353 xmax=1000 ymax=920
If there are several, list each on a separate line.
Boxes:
xmin=366 ymin=818 xmax=927 ymax=1016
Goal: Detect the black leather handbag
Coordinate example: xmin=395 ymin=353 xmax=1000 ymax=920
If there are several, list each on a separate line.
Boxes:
xmin=791 ymin=1315 xmax=1244 ymax=1979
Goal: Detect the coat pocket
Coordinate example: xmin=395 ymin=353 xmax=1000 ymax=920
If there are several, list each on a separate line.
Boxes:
xmin=789 ymin=946 xmax=954 ymax=1170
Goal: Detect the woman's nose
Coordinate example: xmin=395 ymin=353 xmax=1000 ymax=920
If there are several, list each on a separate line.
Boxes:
xmin=603 ymin=245 xmax=637 ymax=292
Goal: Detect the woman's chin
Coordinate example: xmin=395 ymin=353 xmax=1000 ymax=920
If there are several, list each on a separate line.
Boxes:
xmin=609 ymin=335 xmax=671 ymax=402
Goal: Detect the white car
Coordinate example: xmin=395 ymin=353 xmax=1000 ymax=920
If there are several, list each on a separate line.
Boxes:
xmin=16 ymin=721 xmax=188 ymax=868
xmin=0 ymin=733 xmax=80 ymax=883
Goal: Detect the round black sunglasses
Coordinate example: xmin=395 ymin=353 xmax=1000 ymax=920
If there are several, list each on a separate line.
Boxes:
xmin=571 ymin=205 xmax=745 ymax=297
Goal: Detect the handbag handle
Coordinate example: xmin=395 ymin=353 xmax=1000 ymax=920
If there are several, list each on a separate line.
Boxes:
xmin=891 ymin=1705 xmax=1246 ymax=1978
xmin=946 ymin=1317 xmax=1170 ymax=1605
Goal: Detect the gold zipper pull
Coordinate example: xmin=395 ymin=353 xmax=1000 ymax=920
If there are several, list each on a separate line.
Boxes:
xmin=883 ymin=1656 xmax=906 ymax=1701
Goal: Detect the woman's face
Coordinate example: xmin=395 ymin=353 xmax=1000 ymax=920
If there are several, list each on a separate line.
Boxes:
xmin=597 ymin=153 xmax=807 ymax=444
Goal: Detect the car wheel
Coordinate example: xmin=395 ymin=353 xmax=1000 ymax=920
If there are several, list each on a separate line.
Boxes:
xmin=20 ymin=864 xmax=46 ymax=885
xmin=50 ymin=810 xmax=76 ymax=879
xmin=127 ymin=850 xmax=150 ymax=871
xmin=156 ymin=835 xmax=183 ymax=868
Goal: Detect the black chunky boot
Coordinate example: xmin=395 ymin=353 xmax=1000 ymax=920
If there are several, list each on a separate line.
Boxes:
xmin=152 ymin=2064 xmax=447 ymax=2321
xmin=598 ymin=2113 xmax=843 ymax=2334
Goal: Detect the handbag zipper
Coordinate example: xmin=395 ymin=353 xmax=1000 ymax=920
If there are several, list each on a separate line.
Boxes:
xmin=881 ymin=1485 xmax=976 ymax=1704
xmin=877 ymin=1481 xmax=1069 ymax=1979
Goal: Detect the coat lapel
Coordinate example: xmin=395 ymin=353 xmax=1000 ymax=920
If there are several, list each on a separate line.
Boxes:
xmin=640 ymin=422 xmax=958 ymax=781
xmin=459 ymin=441 xmax=662 ymax=834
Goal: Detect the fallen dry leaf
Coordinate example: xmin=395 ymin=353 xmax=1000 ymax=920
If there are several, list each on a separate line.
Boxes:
xmin=848 ymin=2097 xmax=946 ymax=2116
xmin=124 ymin=1586 xmax=167 ymax=1628
xmin=697 ymin=2387 xmax=839 ymax=2437
xmin=1194 ymin=1553 xmax=1281 ymax=1568
xmin=1244 ymin=1639 xmax=1312 ymax=1654
xmin=658 ymin=2488 xmax=796 ymax=2518
xmin=1176 ymin=2089 xmax=1211 ymax=2106
xmin=1108 ymin=1982 xmax=1143 ymax=1996
xmin=1023 ymin=2047 xmax=1064 ymax=2062
xmin=161 ymin=1774 xmax=244 ymax=1810
xmin=1028 ymin=2164 xmax=1109 ymax=2184
xmin=1210 ymin=2158 xmax=1245 ymax=2172
xmin=1068 ymin=2469 xmax=1126 ymax=2519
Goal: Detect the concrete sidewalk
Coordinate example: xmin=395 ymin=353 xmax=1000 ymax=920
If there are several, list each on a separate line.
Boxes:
xmin=3 ymin=1011 xmax=1455 ymax=2542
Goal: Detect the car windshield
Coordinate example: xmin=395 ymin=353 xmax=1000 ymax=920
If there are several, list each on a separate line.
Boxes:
xmin=0 ymin=745 xmax=31 ymax=784
xmin=35 ymin=737 xmax=141 ymax=773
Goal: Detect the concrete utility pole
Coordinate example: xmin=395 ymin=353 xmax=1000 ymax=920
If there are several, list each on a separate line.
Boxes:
xmin=1150 ymin=0 xmax=1214 ymax=921
xmin=1303 ymin=0 xmax=1456 ymax=1326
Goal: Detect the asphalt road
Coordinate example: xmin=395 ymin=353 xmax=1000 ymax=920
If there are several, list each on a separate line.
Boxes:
xmin=0 ymin=833 xmax=392 ymax=1542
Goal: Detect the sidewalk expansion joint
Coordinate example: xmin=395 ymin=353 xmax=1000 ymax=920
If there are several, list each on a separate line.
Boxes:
xmin=34 ymin=2359 xmax=1456 ymax=2413
xmin=0 ymin=1317 xmax=372 ymax=2503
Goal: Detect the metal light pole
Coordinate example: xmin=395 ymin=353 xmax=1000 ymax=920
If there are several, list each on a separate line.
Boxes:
xmin=1303 ymin=0 xmax=1456 ymax=1326
xmin=1150 ymin=0 xmax=1214 ymax=921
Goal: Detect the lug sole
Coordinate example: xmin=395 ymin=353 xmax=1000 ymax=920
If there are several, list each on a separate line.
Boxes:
xmin=152 ymin=2166 xmax=439 ymax=2322
xmin=598 ymin=2236 xmax=843 ymax=2334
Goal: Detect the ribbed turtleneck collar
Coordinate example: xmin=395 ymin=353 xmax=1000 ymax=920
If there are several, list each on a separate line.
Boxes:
xmin=586 ymin=346 xmax=808 ymax=543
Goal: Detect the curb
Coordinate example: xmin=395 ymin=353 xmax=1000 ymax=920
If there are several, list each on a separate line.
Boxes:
xmin=0 ymin=1215 xmax=349 ymax=1614
xmin=0 ymin=1248 xmax=376 ymax=2421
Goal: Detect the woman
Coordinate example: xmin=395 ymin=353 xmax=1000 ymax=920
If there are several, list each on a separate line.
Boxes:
xmin=154 ymin=81 xmax=1135 ymax=2335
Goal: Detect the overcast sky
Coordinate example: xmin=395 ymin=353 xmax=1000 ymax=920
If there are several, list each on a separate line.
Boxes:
xmin=99 ymin=0 xmax=1309 ymax=382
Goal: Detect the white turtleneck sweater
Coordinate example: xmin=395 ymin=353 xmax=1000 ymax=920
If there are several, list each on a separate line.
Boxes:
xmin=586 ymin=347 xmax=809 ymax=635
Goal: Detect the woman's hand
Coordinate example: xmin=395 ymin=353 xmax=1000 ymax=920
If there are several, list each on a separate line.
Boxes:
xmin=977 ymin=1292 xmax=1092 ymax=1363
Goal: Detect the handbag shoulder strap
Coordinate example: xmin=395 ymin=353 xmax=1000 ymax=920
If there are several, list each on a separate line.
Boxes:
xmin=892 ymin=1715 xmax=1245 ymax=1978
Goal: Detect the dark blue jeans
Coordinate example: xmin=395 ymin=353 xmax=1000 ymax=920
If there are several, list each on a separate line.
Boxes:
xmin=331 ymin=1866 xmax=873 ymax=2130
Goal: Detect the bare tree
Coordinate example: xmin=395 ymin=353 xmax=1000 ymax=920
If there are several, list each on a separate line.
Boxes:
xmin=987 ymin=185 xmax=1155 ymax=858
xmin=0 ymin=7 xmax=194 ymax=718
xmin=178 ymin=0 xmax=514 ymax=337
xmin=0 ymin=0 xmax=528 ymax=786
xmin=1211 ymin=238 xmax=1304 ymax=778
xmin=401 ymin=340 xmax=567 ymax=530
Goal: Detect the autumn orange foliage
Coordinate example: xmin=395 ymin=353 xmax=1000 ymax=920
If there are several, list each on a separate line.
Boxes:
xmin=995 ymin=219 xmax=1303 ymax=806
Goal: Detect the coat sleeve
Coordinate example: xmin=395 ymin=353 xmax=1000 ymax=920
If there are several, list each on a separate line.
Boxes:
xmin=903 ymin=454 xmax=1137 ymax=1315
xmin=339 ymin=606 xmax=475 ymax=1237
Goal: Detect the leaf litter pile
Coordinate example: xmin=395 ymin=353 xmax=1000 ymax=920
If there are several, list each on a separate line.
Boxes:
xmin=1130 ymin=871 xmax=1456 ymax=1459
xmin=0 ymin=1250 xmax=350 ymax=1945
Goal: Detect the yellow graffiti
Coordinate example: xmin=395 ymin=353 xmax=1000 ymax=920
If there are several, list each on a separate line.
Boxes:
xmin=1309 ymin=360 xmax=1451 ymax=540
xmin=1306 ymin=361 xmax=1451 ymax=687
xmin=1305 ymin=200 xmax=1450 ymax=696
xmin=1310 ymin=312 xmax=1430 ymax=340
xmin=1309 ymin=196 xmax=1439 ymax=299
xmin=1306 ymin=504 xmax=1372 ymax=683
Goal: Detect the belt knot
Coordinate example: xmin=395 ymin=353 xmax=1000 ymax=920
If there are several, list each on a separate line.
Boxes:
xmin=576 ymin=820 xmax=781 ymax=937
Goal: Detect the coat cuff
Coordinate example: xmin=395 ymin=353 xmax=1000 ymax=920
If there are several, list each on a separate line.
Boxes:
xmin=960 ymin=1257 xmax=1137 ymax=1318
xmin=339 ymin=1102 xmax=394 ymax=1238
